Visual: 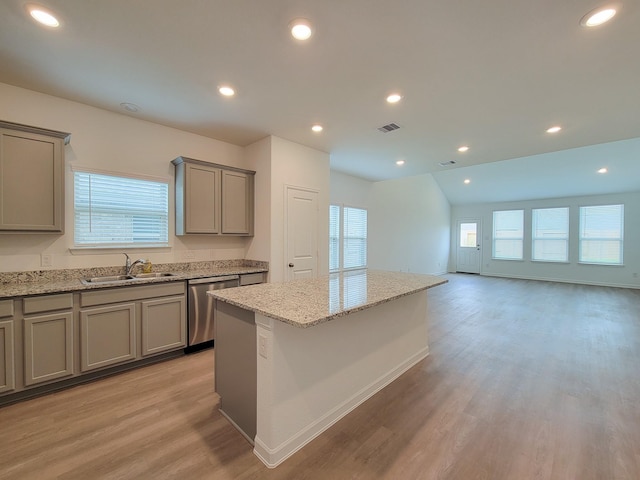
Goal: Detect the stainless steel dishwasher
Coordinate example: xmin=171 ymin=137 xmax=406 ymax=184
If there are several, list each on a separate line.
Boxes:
xmin=187 ymin=275 xmax=240 ymax=351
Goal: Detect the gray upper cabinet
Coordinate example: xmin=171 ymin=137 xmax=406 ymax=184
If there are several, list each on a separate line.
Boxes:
xmin=0 ymin=120 xmax=70 ymax=233
xmin=221 ymin=169 xmax=254 ymax=235
xmin=172 ymin=156 xmax=255 ymax=236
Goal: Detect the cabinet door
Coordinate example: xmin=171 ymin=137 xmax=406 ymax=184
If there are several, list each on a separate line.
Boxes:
xmin=0 ymin=128 xmax=64 ymax=232
xmin=185 ymin=163 xmax=220 ymax=234
xmin=221 ymin=170 xmax=253 ymax=235
xmin=0 ymin=320 xmax=15 ymax=394
xmin=24 ymin=312 xmax=73 ymax=386
xmin=80 ymin=304 xmax=136 ymax=372
xmin=141 ymin=296 xmax=186 ymax=356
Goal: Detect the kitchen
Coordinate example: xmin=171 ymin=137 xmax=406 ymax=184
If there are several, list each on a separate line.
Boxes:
xmin=1 ymin=1 xmax=640 ymax=478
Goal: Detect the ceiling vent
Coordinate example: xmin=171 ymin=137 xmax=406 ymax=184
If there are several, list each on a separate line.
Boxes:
xmin=438 ymin=160 xmax=456 ymax=167
xmin=377 ymin=123 xmax=400 ymax=133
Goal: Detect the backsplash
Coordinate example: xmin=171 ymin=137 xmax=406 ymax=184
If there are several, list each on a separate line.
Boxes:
xmin=0 ymin=259 xmax=268 ymax=285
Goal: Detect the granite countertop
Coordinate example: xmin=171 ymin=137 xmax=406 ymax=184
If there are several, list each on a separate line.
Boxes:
xmin=210 ymin=269 xmax=447 ymax=328
xmin=0 ymin=260 xmax=268 ymax=299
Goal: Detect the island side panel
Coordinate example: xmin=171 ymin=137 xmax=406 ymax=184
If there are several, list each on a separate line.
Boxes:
xmin=214 ymin=300 xmax=257 ymax=443
xmin=253 ymin=290 xmax=429 ymax=468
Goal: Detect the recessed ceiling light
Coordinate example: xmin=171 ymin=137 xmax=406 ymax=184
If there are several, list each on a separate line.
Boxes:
xmin=464 ymin=179 xmax=471 ymax=185
xmin=597 ymin=167 xmax=608 ymax=174
xmin=546 ymin=125 xmax=562 ymax=133
xmin=218 ymin=86 xmax=235 ymax=97
xmin=386 ymin=94 xmax=402 ymax=104
xmin=311 ymin=124 xmax=323 ymax=133
xmin=290 ymin=18 xmax=312 ymax=40
xmin=395 ymin=160 xmax=405 ymax=166
xmin=580 ymin=5 xmax=619 ymax=27
xmin=120 ymin=102 xmax=140 ymax=113
xmin=458 ymin=146 xmax=469 ymax=153
xmin=27 ymin=4 xmax=60 ymax=27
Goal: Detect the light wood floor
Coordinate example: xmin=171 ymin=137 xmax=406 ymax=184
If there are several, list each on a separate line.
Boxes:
xmin=1 ymin=274 xmax=639 ymax=480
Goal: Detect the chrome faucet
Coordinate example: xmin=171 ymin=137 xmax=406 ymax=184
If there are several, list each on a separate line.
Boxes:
xmin=123 ymin=253 xmax=145 ymax=275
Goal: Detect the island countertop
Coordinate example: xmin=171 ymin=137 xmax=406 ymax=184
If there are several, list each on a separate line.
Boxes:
xmin=209 ymin=269 xmax=447 ymax=328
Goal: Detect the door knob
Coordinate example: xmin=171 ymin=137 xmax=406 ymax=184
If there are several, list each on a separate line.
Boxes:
xmin=288 ymin=263 xmax=294 ymax=268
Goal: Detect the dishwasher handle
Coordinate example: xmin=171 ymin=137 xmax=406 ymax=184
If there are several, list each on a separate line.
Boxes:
xmin=188 ymin=275 xmax=240 ymax=285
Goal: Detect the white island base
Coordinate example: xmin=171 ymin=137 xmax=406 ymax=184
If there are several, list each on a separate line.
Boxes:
xmin=215 ymin=287 xmax=430 ymax=468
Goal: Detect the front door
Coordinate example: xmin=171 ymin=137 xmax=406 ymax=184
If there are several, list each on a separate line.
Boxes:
xmin=456 ymin=219 xmax=481 ymax=273
xmin=286 ymin=186 xmax=318 ymax=281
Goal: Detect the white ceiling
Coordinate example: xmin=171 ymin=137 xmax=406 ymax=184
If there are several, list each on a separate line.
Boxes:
xmin=1 ymin=0 xmax=639 ymax=202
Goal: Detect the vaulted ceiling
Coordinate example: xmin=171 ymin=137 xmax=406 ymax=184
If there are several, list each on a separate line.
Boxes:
xmin=1 ymin=0 xmax=639 ymax=203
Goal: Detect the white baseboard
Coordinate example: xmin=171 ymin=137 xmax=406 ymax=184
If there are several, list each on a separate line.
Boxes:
xmin=480 ymin=271 xmax=640 ymax=289
xmin=253 ymin=346 xmax=430 ymax=468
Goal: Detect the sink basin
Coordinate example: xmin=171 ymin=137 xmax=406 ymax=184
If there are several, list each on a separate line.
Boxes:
xmin=81 ymin=275 xmax=135 ymax=285
xmin=133 ymin=272 xmax=176 ymax=278
xmin=81 ymin=272 xmax=177 ymax=285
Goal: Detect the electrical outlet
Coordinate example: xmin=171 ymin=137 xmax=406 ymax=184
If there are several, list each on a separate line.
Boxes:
xmin=41 ymin=254 xmax=53 ymax=267
xmin=259 ymin=334 xmax=268 ymax=359
xmin=182 ymin=250 xmax=195 ymax=261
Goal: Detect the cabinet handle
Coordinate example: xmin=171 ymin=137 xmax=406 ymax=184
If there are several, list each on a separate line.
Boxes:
xmin=288 ymin=263 xmax=294 ymax=268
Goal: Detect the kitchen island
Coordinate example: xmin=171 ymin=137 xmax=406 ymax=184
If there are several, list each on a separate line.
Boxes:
xmin=209 ymin=269 xmax=447 ymax=468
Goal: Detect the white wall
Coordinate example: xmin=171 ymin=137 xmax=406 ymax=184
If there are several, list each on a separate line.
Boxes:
xmin=368 ymin=174 xmax=451 ymax=275
xmin=244 ymin=136 xmax=272 ymax=276
xmin=269 ymin=136 xmax=330 ymax=283
xmin=0 ymin=83 xmax=254 ymax=272
xmin=450 ymin=191 xmax=640 ymax=288
xmin=330 ymin=170 xmax=373 ymax=208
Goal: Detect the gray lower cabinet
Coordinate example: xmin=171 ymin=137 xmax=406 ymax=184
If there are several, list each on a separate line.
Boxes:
xmin=80 ymin=303 xmax=136 ymax=372
xmin=0 ymin=299 xmax=15 ymax=393
xmin=141 ymin=296 xmax=186 ymax=356
xmin=23 ymin=311 xmax=74 ymax=386
xmin=79 ymin=282 xmax=186 ymax=372
xmin=22 ymin=293 xmax=74 ymax=387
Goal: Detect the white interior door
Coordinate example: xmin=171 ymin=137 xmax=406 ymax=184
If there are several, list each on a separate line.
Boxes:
xmin=286 ymin=187 xmax=318 ymax=281
xmin=456 ymin=219 xmax=481 ymax=273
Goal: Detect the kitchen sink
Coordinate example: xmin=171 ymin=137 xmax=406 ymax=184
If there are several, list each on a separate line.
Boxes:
xmin=81 ymin=275 xmax=135 ymax=284
xmin=133 ymin=272 xmax=177 ymax=278
xmin=81 ymin=272 xmax=176 ymax=285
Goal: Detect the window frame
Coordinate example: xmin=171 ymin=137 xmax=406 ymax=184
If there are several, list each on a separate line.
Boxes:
xmin=578 ymin=204 xmax=624 ymax=266
xmin=329 ymin=203 xmax=368 ymax=272
xmin=73 ymin=166 xmax=170 ymax=249
xmin=531 ymin=207 xmax=570 ymax=263
xmin=492 ymin=209 xmax=524 ymax=261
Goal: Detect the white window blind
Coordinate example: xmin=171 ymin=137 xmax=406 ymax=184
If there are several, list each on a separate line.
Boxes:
xmin=329 ymin=205 xmax=341 ymax=271
xmin=343 ymin=206 xmax=367 ymax=269
xmin=492 ymin=210 xmax=524 ymax=260
xmin=74 ymin=170 xmax=169 ymax=247
xmin=532 ymin=207 xmax=569 ymax=262
xmin=579 ymin=204 xmax=624 ymax=265
xmin=329 ymin=204 xmax=367 ymax=271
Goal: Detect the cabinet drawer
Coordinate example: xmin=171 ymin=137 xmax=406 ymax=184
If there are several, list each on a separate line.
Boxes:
xmin=0 ymin=300 xmax=13 ymax=318
xmin=23 ymin=293 xmax=73 ymax=314
xmin=239 ymin=273 xmax=266 ymax=286
xmin=80 ymin=282 xmax=186 ymax=307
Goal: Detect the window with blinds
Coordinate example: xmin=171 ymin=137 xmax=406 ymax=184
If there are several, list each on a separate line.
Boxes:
xmin=343 ymin=206 xmax=367 ymax=269
xmin=532 ymin=207 xmax=569 ymax=262
xmin=329 ymin=205 xmax=341 ymax=271
xmin=492 ymin=209 xmax=524 ymax=260
xmin=579 ymin=204 xmax=624 ymax=265
xmin=74 ymin=170 xmax=169 ymax=247
xmin=329 ymin=204 xmax=367 ymax=271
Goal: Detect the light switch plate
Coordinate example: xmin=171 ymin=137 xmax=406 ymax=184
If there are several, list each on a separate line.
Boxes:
xmin=259 ymin=334 xmax=268 ymax=359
